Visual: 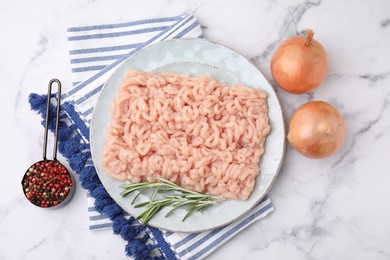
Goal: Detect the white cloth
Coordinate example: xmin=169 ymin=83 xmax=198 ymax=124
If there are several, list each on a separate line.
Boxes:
xmin=64 ymin=14 xmax=274 ymax=259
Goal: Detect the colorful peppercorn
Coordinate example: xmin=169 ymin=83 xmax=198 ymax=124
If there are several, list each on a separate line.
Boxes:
xmin=22 ymin=160 xmax=73 ymax=208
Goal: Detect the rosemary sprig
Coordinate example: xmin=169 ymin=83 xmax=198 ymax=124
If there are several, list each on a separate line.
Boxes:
xmin=119 ymin=177 xmax=225 ymax=225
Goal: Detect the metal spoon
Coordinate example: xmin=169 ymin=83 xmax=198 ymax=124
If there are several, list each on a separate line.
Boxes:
xmin=21 ymin=79 xmax=75 ymax=208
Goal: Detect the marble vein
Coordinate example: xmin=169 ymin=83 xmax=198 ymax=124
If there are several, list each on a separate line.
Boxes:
xmin=25 ymin=238 xmax=46 ymax=253
xmin=254 ymin=0 xmax=322 ymax=61
xmin=14 ymin=33 xmax=49 ymax=109
xmin=359 ymin=71 xmax=390 ymax=84
xmin=332 ymin=96 xmax=390 ymax=168
xmin=380 ymin=18 xmax=390 ymax=27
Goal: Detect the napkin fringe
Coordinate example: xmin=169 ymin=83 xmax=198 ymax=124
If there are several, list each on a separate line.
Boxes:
xmin=28 ymin=94 xmax=170 ymax=260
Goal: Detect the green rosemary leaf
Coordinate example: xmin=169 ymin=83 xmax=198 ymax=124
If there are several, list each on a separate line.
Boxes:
xmin=195 ymin=203 xmax=211 ymax=212
xmin=134 ymin=201 xmax=150 ymax=208
xmin=119 ymin=182 xmax=148 ymax=190
xmin=131 ymin=187 xmax=148 ymax=205
xmin=158 ymin=187 xmax=177 ymax=193
xmin=139 ymin=206 xmax=156 ymax=224
xmin=149 ymin=186 xmax=160 ymax=207
xmin=182 ymin=194 xmax=211 ymax=200
xmin=164 ymin=203 xmax=184 ymax=218
xmin=170 ymin=199 xmax=197 ymax=208
xmin=156 ymin=177 xmax=177 ymax=187
xmin=182 ymin=204 xmax=198 ymax=222
xmin=119 ymin=183 xmax=149 ymax=197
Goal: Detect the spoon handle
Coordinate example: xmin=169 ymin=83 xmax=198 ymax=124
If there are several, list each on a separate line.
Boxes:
xmin=43 ymin=79 xmax=62 ymax=161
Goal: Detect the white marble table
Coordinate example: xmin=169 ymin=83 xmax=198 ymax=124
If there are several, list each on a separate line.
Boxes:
xmin=2 ymin=0 xmax=390 ymax=259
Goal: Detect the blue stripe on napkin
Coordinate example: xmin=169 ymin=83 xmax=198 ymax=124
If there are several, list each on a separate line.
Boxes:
xmin=68 ymin=26 xmax=170 ymax=41
xmin=67 ymin=16 xmax=183 ymax=32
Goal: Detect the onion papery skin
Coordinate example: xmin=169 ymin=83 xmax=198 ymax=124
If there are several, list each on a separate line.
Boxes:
xmin=287 ymin=101 xmax=346 ymax=159
xmin=271 ymin=30 xmax=328 ymax=94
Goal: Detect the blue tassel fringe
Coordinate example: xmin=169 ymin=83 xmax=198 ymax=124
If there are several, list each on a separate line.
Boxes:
xmin=28 ymin=94 xmax=169 ymax=260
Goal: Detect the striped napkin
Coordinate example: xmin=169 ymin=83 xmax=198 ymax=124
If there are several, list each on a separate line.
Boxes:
xmin=64 ymin=14 xmax=274 ymax=259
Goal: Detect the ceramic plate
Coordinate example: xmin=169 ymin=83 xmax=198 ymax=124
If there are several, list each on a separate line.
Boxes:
xmin=90 ymin=38 xmax=285 ymax=232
